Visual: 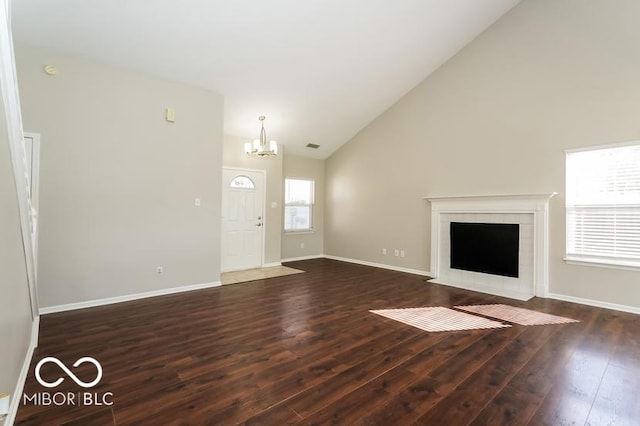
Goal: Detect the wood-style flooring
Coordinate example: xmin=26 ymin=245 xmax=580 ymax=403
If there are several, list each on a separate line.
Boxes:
xmin=17 ymin=258 xmax=640 ymax=425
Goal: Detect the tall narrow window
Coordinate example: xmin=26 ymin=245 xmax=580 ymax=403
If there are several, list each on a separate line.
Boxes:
xmin=284 ymin=178 xmax=314 ymax=232
xmin=565 ymin=142 xmax=640 ymax=269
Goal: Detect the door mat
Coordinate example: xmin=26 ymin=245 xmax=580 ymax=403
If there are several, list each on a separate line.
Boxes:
xmin=369 ymin=307 xmax=510 ymax=332
xmin=455 ymin=304 xmax=579 ymax=326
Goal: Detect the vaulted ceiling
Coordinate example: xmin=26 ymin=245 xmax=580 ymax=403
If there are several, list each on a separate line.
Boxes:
xmin=11 ymin=0 xmax=520 ymax=158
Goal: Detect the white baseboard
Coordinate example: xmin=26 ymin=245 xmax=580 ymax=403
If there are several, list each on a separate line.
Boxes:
xmin=321 ymin=256 xmax=639 ymax=313
xmin=261 ymin=262 xmax=282 ymax=268
xmin=39 ymin=281 xmax=222 ymax=315
xmin=548 ymin=292 xmax=640 ymax=315
xmin=281 ymin=255 xmax=324 ymax=263
xmin=324 ymin=255 xmax=432 ymax=277
xmin=428 ymin=278 xmax=534 ymax=301
xmin=30 ymin=315 xmax=39 ymax=350
xmin=5 ymin=316 xmax=39 ymax=425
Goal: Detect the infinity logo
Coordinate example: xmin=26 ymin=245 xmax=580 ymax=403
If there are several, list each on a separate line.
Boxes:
xmin=35 ymin=357 xmax=103 ymax=389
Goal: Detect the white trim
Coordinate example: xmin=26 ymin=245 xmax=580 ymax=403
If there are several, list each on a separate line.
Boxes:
xmin=564 ymin=139 xmax=640 ymax=154
xmin=548 ymin=292 xmax=640 ymax=316
xmin=564 ymin=256 xmax=640 ymax=272
xmin=423 ymin=193 xmax=557 ymax=202
xmin=324 ymin=255 xmax=432 ymax=277
xmin=39 ymin=281 xmax=221 ymax=315
xmin=22 ymin=133 xmax=40 ymax=213
xmin=30 ymin=315 xmax=39 ymax=350
xmin=222 ymin=165 xmax=269 ymax=174
xmin=281 ymin=255 xmax=324 ymax=262
xmin=428 ymin=278 xmax=534 ymax=301
xmin=23 ymin=132 xmax=41 ymax=286
xmin=322 ymin=255 xmax=638 ymax=311
xmin=261 ymin=262 xmax=282 ymax=268
xmin=5 ymin=316 xmax=39 ymax=425
xmin=425 ymin=193 xmax=557 ymax=299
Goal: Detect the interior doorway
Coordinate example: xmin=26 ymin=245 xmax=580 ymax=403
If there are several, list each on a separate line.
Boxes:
xmin=221 ymin=168 xmax=265 ymax=272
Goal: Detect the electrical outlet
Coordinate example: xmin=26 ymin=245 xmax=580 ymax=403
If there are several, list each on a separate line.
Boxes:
xmin=400 ymin=250 xmax=405 ymax=257
xmin=194 ymin=198 xmax=201 ymax=207
xmin=394 ymin=249 xmax=400 ymax=257
xmin=382 ymin=248 xmax=387 ymax=255
xmin=300 ymin=242 xmax=305 ymax=249
xmin=156 ymin=266 xmax=163 ymax=275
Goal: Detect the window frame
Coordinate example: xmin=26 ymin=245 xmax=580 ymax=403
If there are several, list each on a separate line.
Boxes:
xmin=284 ymin=177 xmax=315 ymax=233
xmin=564 ymin=140 xmax=640 ymax=272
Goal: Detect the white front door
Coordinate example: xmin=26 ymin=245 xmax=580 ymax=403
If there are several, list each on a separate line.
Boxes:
xmin=221 ymin=168 xmax=265 ymax=272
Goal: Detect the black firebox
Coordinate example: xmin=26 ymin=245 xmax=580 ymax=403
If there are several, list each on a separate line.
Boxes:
xmin=450 ymin=222 xmax=519 ymax=278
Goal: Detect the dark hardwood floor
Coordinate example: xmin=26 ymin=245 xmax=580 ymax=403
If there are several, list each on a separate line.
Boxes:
xmin=17 ymin=258 xmax=640 ymax=425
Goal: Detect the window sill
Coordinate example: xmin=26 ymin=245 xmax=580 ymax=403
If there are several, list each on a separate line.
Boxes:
xmin=284 ymin=229 xmax=315 ymax=235
xmin=564 ymin=256 xmax=640 ymax=272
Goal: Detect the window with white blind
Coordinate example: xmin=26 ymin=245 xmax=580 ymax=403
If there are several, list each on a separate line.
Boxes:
xmin=565 ymin=141 xmax=640 ymax=269
xmin=284 ymin=178 xmax=314 ymax=232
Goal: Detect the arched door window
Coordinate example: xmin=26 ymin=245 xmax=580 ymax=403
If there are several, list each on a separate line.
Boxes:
xmin=229 ymin=175 xmax=255 ymax=189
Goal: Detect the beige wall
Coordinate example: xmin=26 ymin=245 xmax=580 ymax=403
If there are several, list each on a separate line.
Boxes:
xmin=222 ymin=134 xmax=283 ymax=265
xmin=16 ymin=44 xmax=224 ymax=308
xmin=325 ymin=0 xmax=640 ymax=308
xmin=282 ymin=154 xmax=325 ymax=260
xmin=0 ymin=5 xmax=33 ymax=415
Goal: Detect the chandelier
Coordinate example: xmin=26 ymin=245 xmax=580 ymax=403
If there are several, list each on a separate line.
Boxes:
xmin=245 ymin=116 xmax=278 ymax=157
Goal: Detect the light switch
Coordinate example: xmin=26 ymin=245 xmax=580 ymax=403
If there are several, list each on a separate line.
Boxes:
xmin=165 ymin=107 xmax=175 ymax=123
xmin=271 ymin=201 xmax=277 ymax=208
xmin=195 ymin=198 xmax=201 ymax=207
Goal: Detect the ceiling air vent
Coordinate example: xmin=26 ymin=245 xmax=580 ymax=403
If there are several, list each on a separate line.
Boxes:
xmin=306 ymin=143 xmax=320 ymax=149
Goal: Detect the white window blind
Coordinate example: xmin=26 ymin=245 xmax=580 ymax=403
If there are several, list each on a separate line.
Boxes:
xmin=566 ymin=142 xmax=640 ymax=267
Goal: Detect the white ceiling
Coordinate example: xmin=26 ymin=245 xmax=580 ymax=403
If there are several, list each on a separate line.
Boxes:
xmin=11 ymin=0 xmax=520 ymax=159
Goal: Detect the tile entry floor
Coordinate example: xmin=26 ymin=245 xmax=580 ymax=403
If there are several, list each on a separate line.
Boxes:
xmin=220 ymin=265 xmax=305 ymax=285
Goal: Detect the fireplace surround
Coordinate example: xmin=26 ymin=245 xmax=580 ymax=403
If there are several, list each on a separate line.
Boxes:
xmin=424 ymin=193 xmax=556 ymax=301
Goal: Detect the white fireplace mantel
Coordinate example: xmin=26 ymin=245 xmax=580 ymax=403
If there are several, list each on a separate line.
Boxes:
xmin=424 ymin=193 xmax=557 ymax=300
